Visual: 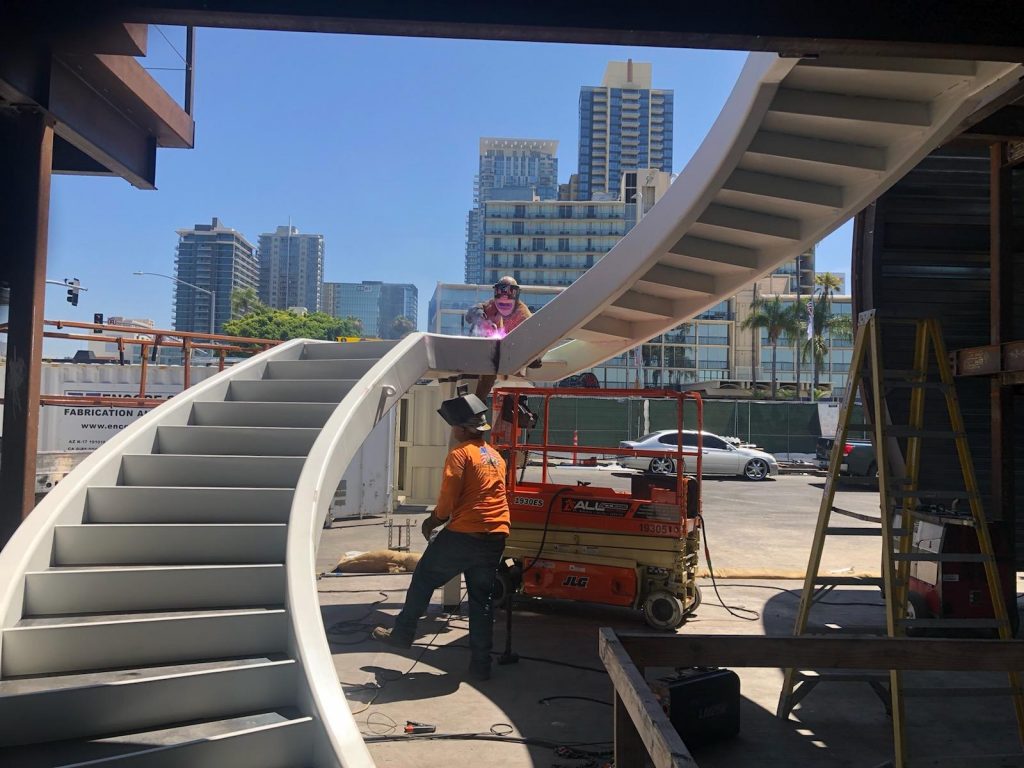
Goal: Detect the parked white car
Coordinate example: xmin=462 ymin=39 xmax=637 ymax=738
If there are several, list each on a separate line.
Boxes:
xmin=618 ymin=429 xmax=779 ymax=481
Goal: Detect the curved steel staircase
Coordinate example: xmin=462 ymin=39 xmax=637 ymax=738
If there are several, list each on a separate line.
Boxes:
xmin=1 ymin=51 xmax=1021 ymax=766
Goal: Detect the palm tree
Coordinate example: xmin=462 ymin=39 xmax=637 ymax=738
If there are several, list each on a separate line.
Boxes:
xmin=740 ymin=296 xmax=801 ymax=399
xmin=230 ymin=287 xmax=263 ymax=318
xmin=801 ymin=296 xmax=852 ymax=395
xmin=815 ymin=272 xmax=844 ymax=300
xmin=810 ymin=272 xmax=846 ymax=397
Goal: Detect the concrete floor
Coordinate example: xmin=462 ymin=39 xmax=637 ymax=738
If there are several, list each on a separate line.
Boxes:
xmin=316 ymin=472 xmax=1024 ymax=767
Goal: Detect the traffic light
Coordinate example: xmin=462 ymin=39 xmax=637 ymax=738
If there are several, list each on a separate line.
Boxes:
xmin=93 ymin=313 xmax=104 ymax=332
xmin=66 ymin=278 xmax=80 ymax=307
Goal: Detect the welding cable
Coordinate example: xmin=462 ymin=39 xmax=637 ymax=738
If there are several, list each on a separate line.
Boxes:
xmin=521 ymin=486 xmax=572 ymax=575
xmin=710 ymin=582 xmax=886 ymax=608
xmin=698 ymin=513 xmax=760 ymax=621
xmin=348 ymin=588 xmax=470 ymax=716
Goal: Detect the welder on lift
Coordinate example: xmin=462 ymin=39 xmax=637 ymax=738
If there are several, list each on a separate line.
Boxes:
xmin=372 ymin=393 xmax=510 ymax=681
xmin=465 ymin=276 xmax=533 ymax=399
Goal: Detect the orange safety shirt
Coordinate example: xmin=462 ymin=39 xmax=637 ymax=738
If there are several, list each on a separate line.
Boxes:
xmin=434 ymin=439 xmax=510 ymax=535
xmin=482 ymin=299 xmax=532 ymax=334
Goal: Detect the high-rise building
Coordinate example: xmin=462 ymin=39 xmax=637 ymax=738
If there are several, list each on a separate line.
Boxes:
xmin=577 ymin=60 xmax=673 ymax=201
xmin=465 ymin=138 xmax=559 ymax=284
xmin=257 ymin=225 xmax=324 ymax=312
xmin=480 ymin=170 xmax=672 ymax=288
xmin=173 ymin=217 xmax=257 ymax=334
xmin=322 ymin=281 xmax=418 ymax=339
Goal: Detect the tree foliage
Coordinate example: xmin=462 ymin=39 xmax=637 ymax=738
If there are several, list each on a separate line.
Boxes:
xmin=230 ymin=287 xmax=263 ymax=317
xmin=223 ymin=308 xmax=362 ymax=341
xmin=388 ymin=315 xmax=416 ymax=339
xmin=740 ymin=296 xmax=801 ymax=400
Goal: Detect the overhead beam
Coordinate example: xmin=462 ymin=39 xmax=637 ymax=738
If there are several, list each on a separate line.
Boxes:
xmin=638 ymin=265 xmax=716 ymax=296
xmin=51 ymin=22 xmax=148 ymax=56
xmin=963 ymin=105 xmax=1024 ymax=141
xmin=79 ymin=1 xmax=1024 ymax=61
xmin=52 ymin=136 xmax=115 ymax=175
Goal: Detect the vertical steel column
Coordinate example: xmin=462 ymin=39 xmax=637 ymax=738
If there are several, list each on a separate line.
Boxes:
xmin=0 ymin=109 xmax=53 ymax=544
xmin=989 ymin=143 xmax=1014 ymax=531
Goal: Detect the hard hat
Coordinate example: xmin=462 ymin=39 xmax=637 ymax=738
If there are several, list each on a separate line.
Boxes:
xmin=437 ymin=393 xmax=491 ymax=432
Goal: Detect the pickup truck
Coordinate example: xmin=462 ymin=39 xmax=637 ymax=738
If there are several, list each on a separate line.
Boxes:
xmin=816 ymin=437 xmax=877 ymax=477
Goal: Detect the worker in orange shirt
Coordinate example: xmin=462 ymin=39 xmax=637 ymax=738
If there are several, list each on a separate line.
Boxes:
xmin=373 ymin=393 xmax=510 ymax=681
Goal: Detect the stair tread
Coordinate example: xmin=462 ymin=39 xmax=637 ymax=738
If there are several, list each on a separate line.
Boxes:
xmin=0 ymin=655 xmax=292 ymax=696
xmin=0 ymin=710 xmax=306 ymax=768
xmin=13 ymin=606 xmax=285 ymax=630
xmin=31 ymin=564 xmax=285 ymax=574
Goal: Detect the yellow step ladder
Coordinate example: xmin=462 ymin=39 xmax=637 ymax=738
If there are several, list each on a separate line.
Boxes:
xmin=776 ymin=311 xmax=1024 ymax=767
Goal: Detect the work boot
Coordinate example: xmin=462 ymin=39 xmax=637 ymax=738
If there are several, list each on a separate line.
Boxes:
xmin=371 ymin=626 xmax=413 ymax=649
xmin=467 ymin=660 xmax=491 ymax=681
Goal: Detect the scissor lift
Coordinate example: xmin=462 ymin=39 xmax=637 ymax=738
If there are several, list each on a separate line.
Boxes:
xmin=491 ymin=387 xmax=704 ymax=630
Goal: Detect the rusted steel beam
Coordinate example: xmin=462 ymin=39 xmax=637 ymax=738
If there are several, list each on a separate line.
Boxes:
xmin=0 ymin=109 xmax=53 ymax=541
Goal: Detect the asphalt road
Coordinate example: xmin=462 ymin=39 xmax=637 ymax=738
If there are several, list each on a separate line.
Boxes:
xmin=517 ymin=466 xmax=883 ymax=578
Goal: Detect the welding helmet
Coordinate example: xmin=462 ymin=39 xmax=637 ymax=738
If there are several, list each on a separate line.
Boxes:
xmin=493 ymin=276 xmax=521 ymax=300
xmin=437 ymin=393 xmax=492 ymax=432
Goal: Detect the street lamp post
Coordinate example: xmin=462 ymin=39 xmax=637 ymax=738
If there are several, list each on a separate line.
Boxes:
xmin=133 ymin=271 xmax=216 ymax=336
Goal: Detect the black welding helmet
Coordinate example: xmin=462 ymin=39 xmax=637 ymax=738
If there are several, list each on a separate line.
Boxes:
xmin=437 ymin=393 xmax=491 ymax=432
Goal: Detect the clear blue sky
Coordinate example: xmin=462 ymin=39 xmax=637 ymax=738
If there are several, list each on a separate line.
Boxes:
xmin=43 ymin=27 xmax=853 ymax=350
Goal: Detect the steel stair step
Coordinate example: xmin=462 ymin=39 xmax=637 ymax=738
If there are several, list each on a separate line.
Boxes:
xmin=154 ymin=426 xmax=319 ymax=457
xmin=190 ymin=401 xmax=336 ymax=428
xmin=23 ymin=564 xmax=286 ymax=615
xmin=300 ymin=340 xmax=396 ymax=359
xmin=53 ymin=523 xmax=287 ymax=566
xmin=0 ymin=657 xmax=297 ymax=747
xmin=226 ymin=378 xmax=357 ymax=403
xmin=263 ymin=358 xmax=377 ymax=380
xmin=2 ymin=608 xmax=288 ymax=676
xmin=119 ymin=455 xmax=304 ymax=488
xmin=85 ymin=487 xmax=293 ymax=524
xmin=2 ymin=711 xmax=313 ymax=768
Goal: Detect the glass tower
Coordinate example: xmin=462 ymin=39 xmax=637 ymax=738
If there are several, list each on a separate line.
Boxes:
xmin=577 ymin=60 xmax=673 ymax=202
xmin=173 ymin=217 xmax=257 ymax=335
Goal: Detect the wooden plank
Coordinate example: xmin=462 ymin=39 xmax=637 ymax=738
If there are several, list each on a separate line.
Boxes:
xmin=599 ymin=628 xmax=698 ymax=768
xmin=615 ymin=633 xmax=1024 ymax=672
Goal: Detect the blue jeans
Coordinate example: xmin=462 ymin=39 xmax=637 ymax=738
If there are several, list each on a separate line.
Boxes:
xmin=393 ymin=528 xmax=506 ymax=668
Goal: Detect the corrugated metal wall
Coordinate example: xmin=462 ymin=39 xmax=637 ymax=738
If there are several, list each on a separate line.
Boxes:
xmin=854 ymin=144 xmax=1024 ymax=566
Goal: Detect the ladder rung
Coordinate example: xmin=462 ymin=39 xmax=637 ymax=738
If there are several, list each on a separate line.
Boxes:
xmin=832 ymin=506 xmax=881 ymax=524
xmin=903 ymin=510 xmax=976 ymax=527
xmin=901 ymin=686 xmax=1022 ymax=698
xmin=883 ymin=380 xmax=950 ymax=390
xmin=892 ymin=552 xmax=994 ymax=563
xmin=845 ymin=424 xmax=875 ymax=432
xmin=884 ymin=427 xmax=964 ymax=439
xmin=825 ymin=526 xmax=882 ymax=536
xmin=889 ymin=489 xmax=977 ymax=499
xmin=898 ymin=618 xmax=1003 ymax=629
xmin=815 ymin=576 xmax=885 ymax=587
